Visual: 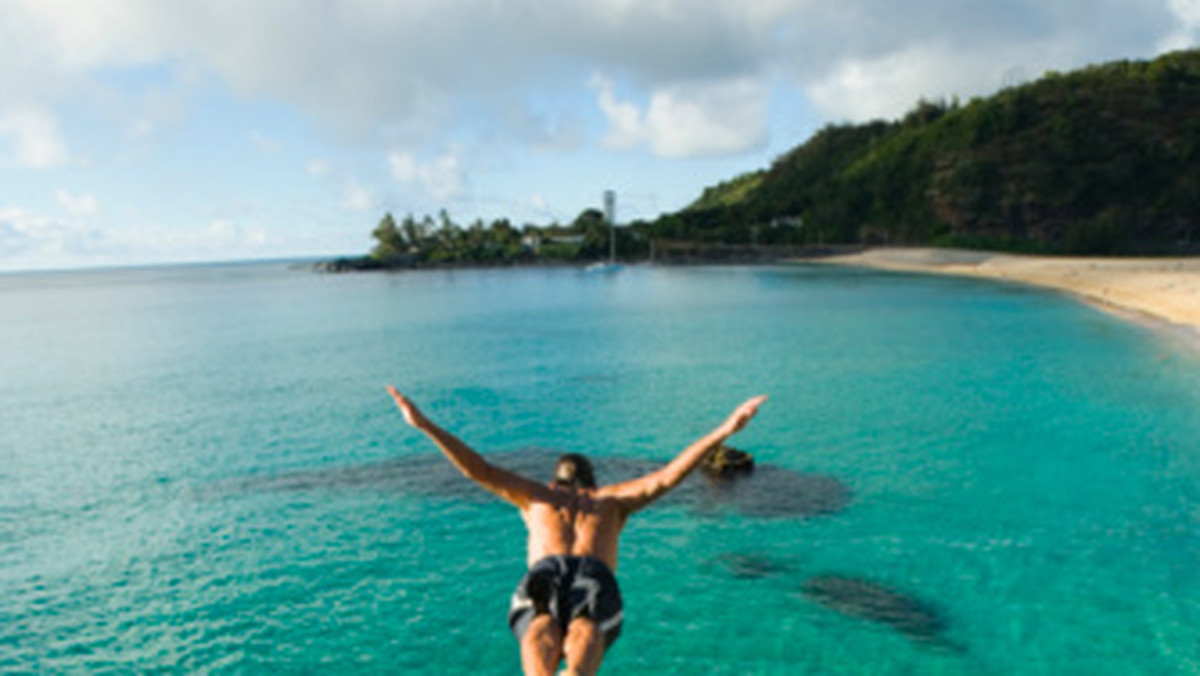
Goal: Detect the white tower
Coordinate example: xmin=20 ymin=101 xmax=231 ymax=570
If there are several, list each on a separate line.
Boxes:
xmin=603 ymin=190 xmax=616 ymax=226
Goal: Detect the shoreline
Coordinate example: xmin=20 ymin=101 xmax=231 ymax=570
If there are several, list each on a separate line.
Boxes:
xmin=806 ymin=247 xmax=1200 ymax=350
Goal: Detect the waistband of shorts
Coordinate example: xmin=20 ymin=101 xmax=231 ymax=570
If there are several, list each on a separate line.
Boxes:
xmin=529 ymin=554 xmax=614 ymax=574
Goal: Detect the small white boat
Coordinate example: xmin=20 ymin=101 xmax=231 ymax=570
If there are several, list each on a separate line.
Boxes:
xmin=585 ymin=261 xmax=624 ymax=274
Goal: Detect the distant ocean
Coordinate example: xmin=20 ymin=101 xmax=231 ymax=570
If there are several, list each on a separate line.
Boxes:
xmin=2 ymin=262 xmax=1198 ymax=674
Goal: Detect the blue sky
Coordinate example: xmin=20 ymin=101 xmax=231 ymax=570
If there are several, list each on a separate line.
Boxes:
xmin=2 ymin=0 xmax=1198 ymax=271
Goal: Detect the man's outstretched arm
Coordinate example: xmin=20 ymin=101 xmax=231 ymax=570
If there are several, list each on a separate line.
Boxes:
xmin=602 ymin=395 xmax=767 ymax=514
xmin=387 ymin=386 xmax=548 ymax=509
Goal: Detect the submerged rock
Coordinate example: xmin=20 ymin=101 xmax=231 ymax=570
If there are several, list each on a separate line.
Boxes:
xmin=220 ymin=447 xmax=850 ymax=519
xmin=680 ymin=464 xmax=851 ymax=519
xmin=800 ymin=575 xmax=964 ymax=652
xmin=216 ymin=448 xmax=649 ymax=504
xmin=712 ymin=553 xmax=793 ymax=579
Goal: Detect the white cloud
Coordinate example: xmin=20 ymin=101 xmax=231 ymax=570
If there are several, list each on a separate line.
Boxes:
xmin=3 ymin=0 xmax=1191 ymax=150
xmin=1171 ymin=0 xmax=1200 ymax=26
xmin=121 ymin=82 xmax=191 ymax=142
xmin=250 ymin=130 xmax=281 ymax=152
xmin=1162 ymin=0 xmax=1200 ymax=50
xmin=1 ymin=0 xmax=793 ymax=145
xmin=56 ymin=189 xmax=100 ymax=216
xmin=341 ymin=179 xmax=373 ymax=212
xmin=0 ymin=207 xmax=54 ymax=259
xmin=187 ymin=219 xmax=269 ymax=249
xmin=304 ymin=160 xmax=377 ymax=214
xmin=591 ymin=75 xmax=643 ymax=150
xmin=644 ymin=79 xmax=769 ymax=157
xmin=592 ymin=74 xmax=768 ymax=157
xmin=388 ymin=150 xmax=466 ymax=202
xmin=0 ymin=206 xmax=275 ymax=270
xmin=0 ymin=206 xmax=118 ymax=267
xmin=0 ymin=109 xmax=71 ymax=168
xmin=806 ymin=45 xmax=988 ymax=122
xmin=783 ymin=0 xmax=1181 ymax=122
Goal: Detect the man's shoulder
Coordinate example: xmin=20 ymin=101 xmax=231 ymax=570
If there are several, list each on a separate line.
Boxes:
xmin=591 ymin=485 xmax=621 ymax=499
xmin=594 ymin=475 xmax=652 ymax=498
xmin=591 ymin=486 xmax=638 ymax=512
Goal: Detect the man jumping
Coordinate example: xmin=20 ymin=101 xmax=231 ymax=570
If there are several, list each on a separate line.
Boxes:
xmin=387 ymin=386 xmax=767 ymax=676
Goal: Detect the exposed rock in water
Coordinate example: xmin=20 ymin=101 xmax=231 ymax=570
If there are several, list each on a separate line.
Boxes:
xmin=701 ymin=444 xmax=755 ymax=479
xmin=314 ymin=256 xmax=386 ymax=273
xmin=800 ymin=575 xmax=965 ymax=652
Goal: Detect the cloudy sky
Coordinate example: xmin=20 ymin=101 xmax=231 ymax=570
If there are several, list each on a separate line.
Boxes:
xmin=2 ymin=0 xmax=1198 ymax=271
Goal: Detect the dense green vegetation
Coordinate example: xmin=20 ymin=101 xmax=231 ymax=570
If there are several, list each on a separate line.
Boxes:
xmin=321 ymin=208 xmax=647 ymax=271
xmin=332 ymin=49 xmax=1200 ymax=270
xmin=664 ymin=49 xmax=1200 ymax=255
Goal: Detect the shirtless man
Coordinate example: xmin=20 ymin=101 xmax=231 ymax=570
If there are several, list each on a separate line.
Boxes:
xmin=387 ymin=386 xmax=767 ymax=676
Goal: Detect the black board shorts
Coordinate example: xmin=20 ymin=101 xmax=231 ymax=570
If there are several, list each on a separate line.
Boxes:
xmin=508 ymin=555 xmax=624 ymax=647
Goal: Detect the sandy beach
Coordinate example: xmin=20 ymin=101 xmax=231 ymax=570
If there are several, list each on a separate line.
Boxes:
xmin=811 ymin=248 xmax=1200 ymax=341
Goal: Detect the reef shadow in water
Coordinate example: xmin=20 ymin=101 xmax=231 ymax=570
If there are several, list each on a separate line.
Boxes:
xmin=708 ymin=552 xmax=799 ymax=580
xmin=673 ymin=464 xmax=851 ymax=518
xmin=800 ymin=575 xmax=966 ymax=653
xmin=221 ymin=447 xmax=851 ymax=519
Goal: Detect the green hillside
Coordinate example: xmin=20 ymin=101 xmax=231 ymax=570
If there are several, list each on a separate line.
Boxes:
xmin=651 ymin=49 xmax=1200 ymax=255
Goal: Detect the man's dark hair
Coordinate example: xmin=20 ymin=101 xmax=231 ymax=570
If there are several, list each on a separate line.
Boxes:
xmin=552 ymin=453 xmax=596 ymax=489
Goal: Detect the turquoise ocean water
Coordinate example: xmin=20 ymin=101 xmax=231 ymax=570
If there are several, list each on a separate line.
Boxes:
xmin=2 ymin=262 xmax=1198 ymax=674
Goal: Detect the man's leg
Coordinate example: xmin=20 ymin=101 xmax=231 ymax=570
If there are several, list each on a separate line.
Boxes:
xmin=520 ymin=614 xmax=563 ymax=676
xmin=561 ymin=617 xmax=605 ymax=676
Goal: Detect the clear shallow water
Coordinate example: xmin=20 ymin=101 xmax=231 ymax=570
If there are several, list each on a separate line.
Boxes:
xmin=2 ymin=262 xmax=1199 ymax=674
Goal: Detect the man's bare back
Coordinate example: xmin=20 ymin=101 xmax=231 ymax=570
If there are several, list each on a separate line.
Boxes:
xmin=522 ymin=486 xmax=627 ymax=569
xmin=387 ymin=386 xmax=766 ymax=676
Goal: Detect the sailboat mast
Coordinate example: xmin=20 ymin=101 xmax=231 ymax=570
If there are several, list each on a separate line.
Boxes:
xmin=604 ymin=189 xmax=616 ymax=263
